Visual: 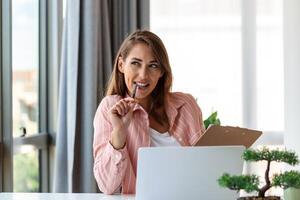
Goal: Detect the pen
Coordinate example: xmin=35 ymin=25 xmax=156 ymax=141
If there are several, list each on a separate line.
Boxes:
xmin=132 ymin=83 xmax=138 ymax=98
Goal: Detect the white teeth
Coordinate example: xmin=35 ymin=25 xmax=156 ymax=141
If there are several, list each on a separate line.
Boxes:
xmin=136 ymin=82 xmax=148 ymax=87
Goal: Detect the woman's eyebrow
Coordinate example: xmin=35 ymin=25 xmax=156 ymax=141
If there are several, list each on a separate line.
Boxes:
xmin=131 ymin=57 xmax=142 ymax=61
xmin=131 ymin=57 xmax=158 ymax=63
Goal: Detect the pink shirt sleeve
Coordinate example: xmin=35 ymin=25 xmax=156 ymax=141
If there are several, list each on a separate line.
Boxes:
xmin=93 ymin=97 xmax=129 ymax=194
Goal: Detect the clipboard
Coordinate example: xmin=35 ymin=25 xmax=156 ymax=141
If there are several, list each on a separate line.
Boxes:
xmin=194 ymin=125 xmax=262 ymax=148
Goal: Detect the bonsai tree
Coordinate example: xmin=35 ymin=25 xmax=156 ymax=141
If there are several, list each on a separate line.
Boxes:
xmin=218 ymin=147 xmax=300 ymax=200
xmin=204 ymin=111 xmax=221 ymax=129
xmin=273 ymin=170 xmax=300 ymax=189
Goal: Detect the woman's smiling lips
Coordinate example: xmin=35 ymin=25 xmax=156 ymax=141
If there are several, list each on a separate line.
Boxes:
xmin=134 ymin=81 xmax=150 ymax=89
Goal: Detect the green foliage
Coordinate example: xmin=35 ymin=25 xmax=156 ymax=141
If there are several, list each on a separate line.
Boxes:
xmin=218 ymin=173 xmax=260 ymax=193
xmin=218 ymin=147 xmax=300 ymax=198
xmin=13 ymin=152 xmax=39 ymax=192
xmin=273 ymin=171 xmax=300 ymax=189
xmin=204 ymin=111 xmax=221 ymax=129
xmin=242 ymin=148 xmax=299 ymax=165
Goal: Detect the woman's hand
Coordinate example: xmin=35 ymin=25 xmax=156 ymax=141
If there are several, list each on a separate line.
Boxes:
xmin=108 ymin=98 xmax=136 ymax=130
xmin=108 ymin=98 xmax=136 ymax=149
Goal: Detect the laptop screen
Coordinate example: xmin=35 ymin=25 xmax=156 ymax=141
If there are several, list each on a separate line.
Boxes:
xmin=136 ymin=146 xmax=245 ymax=200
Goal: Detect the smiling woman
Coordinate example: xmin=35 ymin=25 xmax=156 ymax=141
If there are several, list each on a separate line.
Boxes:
xmin=93 ymin=30 xmax=206 ymax=194
xmin=117 ymin=43 xmax=164 ymax=109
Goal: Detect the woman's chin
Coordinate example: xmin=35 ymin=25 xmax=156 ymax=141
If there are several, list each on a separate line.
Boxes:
xmin=135 ymin=93 xmax=151 ymax=101
xmin=135 ymin=95 xmax=148 ymax=100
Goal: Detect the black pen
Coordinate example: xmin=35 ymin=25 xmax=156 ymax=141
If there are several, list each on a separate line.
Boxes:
xmin=132 ymin=83 xmax=138 ymax=98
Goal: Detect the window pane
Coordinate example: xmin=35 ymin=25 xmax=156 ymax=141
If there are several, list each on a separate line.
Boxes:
xmin=12 ymin=0 xmax=40 ymax=192
xmin=12 ymin=0 xmax=39 ymax=137
xmin=257 ymin=0 xmax=284 ymax=131
xmin=13 ymin=150 xmax=39 ymax=192
xmin=150 ymin=0 xmax=242 ymax=125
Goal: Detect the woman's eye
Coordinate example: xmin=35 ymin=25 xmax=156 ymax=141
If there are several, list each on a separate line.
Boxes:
xmin=149 ymin=64 xmax=159 ymax=68
xmin=131 ymin=61 xmax=139 ymax=66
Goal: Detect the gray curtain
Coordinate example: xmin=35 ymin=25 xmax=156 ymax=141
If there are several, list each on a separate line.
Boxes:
xmin=53 ymin=0 xmax=149 ymax=193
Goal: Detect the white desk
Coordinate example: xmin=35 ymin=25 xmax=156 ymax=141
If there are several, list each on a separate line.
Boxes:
xmin=0 ymin=193 xmax=135 ymax=200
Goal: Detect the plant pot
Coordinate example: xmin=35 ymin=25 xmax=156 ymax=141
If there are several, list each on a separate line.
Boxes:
xmin=284 ymin=187 xmax=300 ymax=200
xmin=237 ymin=196 xmax=281 ymax=200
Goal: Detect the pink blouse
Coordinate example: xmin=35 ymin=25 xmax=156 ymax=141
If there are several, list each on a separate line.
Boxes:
xmin=93 ymin=92 xmax=205 ymax=194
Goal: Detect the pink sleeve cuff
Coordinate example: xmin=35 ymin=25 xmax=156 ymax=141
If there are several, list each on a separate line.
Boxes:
xmin=106 ymin=141 xmax=129 ymax=165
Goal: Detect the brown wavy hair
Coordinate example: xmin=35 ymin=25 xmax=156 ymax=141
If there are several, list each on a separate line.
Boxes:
xmin=106 ymin=30 xmax=173 ymax=127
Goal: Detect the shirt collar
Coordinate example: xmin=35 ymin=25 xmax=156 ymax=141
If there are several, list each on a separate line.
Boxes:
xmin=165 ymin=93 xmax=186 ymax=129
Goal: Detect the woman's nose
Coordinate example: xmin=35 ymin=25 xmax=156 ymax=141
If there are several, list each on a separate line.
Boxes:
xmin=138 ymin=66 xmax=148 ymax=79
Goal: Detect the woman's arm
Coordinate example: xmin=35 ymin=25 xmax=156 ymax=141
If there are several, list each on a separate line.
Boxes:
xmin=93 ymin=97 xmax=134 ymax=194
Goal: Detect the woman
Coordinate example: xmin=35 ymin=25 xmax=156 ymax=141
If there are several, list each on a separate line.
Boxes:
xmin=93 ymin=30 xmax=205 ymax=194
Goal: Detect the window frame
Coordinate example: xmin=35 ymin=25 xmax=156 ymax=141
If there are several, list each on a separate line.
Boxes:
xmin=0 ymin=0 xmax=2 ymax=191
xmin=1 ymin=0 xmax=62 ymax=192
xmin=1 ymin=0 xmax=13 ymax=192
xmin=39 ymin=0 xmax=50 ymax=192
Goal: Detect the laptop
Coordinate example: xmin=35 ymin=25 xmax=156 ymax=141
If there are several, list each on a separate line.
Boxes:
xmin=135 ymin=146 xmax=245 ymax=200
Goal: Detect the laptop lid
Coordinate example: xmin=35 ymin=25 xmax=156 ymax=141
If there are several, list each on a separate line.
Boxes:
xmin=136 ymin=146 xmax=245 ymax=200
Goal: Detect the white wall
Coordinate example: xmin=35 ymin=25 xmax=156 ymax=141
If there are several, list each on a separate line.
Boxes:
xmin=283 ymin=0 xmax=300 ymax=169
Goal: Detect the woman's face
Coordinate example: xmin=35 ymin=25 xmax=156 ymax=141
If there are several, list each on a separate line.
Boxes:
xmin=118 ymin=43 xmax=163 ymax=105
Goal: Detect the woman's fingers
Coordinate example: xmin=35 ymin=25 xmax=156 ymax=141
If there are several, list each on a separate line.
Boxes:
xmin=119 ymin=100 xmax=129 ymax=114
xmin=112 ymin=98 xmax=136 ymax=116
xmin=115 ymin=105 xmax=123 ymax=116
xmin=108 ymin=98 xmax=137 ymax=130
xmin=121 ymin=98 xmax=136 ymax=112
xmin=124 ymin=98 xmax=137 ymax=111
xmin=123 ymin=97 xmax=136 ymax=104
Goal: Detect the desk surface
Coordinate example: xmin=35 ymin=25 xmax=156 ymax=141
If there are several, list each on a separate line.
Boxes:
xmin=0 ymin=193 xmax=135 ymax=200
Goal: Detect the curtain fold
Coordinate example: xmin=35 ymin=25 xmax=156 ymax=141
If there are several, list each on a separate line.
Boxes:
xmin=53 ymin=0 xmax=149 ymax=193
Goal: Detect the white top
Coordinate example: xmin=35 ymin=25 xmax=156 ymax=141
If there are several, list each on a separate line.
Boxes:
xmin=149 ymin=128 xmax=181 ymax=147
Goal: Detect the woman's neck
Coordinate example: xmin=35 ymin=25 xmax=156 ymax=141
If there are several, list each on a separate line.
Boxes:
xmin=136 ymin=97 xmax=151 ymax=113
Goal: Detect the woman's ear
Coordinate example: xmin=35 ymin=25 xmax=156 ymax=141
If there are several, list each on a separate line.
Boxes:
xmin=118 ymin=57 xmax=125 ymax=73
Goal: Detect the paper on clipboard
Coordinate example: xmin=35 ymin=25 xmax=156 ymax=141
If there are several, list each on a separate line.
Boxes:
xmin=194 ymin=125 xmax=262 ymax=148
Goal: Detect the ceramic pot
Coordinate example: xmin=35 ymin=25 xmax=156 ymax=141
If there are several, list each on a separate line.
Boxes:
xmin=284 ymin=188 xmax=300 ymax=200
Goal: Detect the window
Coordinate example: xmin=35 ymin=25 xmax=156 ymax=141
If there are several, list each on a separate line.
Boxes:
xmin=256 ymin=0 xmax=283 ymax=131
xmin=151 ymin=1 xmax=284 ymax=196
xmin=150 ymin=0 xmax=284 ymax=136
xmin=1 ymin=0 xmax=62 ymax=192
xmin=12 ymin=0 xmax=40 ymax=191
xmin=151 ymin=0 xmax=243 ymax=126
